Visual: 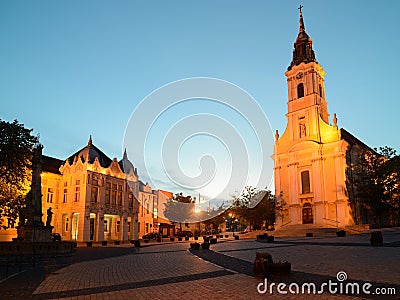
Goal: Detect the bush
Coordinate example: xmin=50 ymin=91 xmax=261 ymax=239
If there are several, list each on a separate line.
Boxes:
xmin=336 ymin=230 xmax=346 ymax=237
xmin=201 ymin=242 xmax=210 ymax=250
xmin=370 ymin=231 xmax=383 ymax=246
xmin=190 ymin=242 xmax=200 ymax=250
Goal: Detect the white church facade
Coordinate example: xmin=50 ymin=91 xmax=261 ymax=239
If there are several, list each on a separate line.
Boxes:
xmin=273 ymin=9 xmax=366 ymax=228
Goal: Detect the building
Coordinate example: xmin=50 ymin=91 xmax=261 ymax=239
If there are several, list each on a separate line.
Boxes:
xmin=0 ymin=136 xmax=168 ymax=242
xmin=273 ymin=9 xmax=367 ymax=228
xmin=42 ymin=136 xmax=141 ymax=242
xmin=156 ymin=190 xmax=176 ymax=237
xmin=138 ymin=180 xmax=157 ymax=237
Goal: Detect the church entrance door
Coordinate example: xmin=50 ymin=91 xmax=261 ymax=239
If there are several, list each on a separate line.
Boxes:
xmin=302 ymin=203 xmax=313 ymax=224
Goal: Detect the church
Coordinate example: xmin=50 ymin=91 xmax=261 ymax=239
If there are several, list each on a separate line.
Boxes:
xmin=273 ymin=8 xmax=367 ymax=228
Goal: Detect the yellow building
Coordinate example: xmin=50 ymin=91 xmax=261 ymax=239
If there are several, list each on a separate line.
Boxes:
xmin=273 ymin=9 xmax=366 ymax=228
xmin=138 ymin=180 xmax=158 ymax=237
xmin=40 ymin=136 xmax=141 ymax=242
xmin=0 ymin=136 xmax=178 ymax=242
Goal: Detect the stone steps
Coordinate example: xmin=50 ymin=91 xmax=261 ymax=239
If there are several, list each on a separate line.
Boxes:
xmin=272 ymin=224 xmax=338 ymax=237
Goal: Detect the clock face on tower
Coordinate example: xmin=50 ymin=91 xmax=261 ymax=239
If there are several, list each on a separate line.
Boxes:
xmin=296 ymin=72 xmax=303 ymax=79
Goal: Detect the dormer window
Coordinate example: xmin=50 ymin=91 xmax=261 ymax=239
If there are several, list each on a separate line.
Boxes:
xmin=297 ymin=83 xmax=304 ymax=98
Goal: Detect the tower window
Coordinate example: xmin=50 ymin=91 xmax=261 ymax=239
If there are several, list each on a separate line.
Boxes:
xmin=301 ymin=170 xmax=311 ymax=194
xmin=319 ymin=84 xmax=323 ymax=97
xmin=297 ymin=83 xmax=304 ymax=98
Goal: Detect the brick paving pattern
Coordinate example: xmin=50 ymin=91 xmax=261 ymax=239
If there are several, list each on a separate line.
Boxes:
xmin=2 ymin=232 xmax=399 ymax=299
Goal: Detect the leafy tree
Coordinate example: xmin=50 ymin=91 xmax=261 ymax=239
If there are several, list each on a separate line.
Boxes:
xmin=246 ymin=190 xmax=276 ymax=229
xmin=348 ymin=146 xmax=399 ymax=225
xmin=163 ymin=192 xmax=194 ymax=231
xmin=0 ymin=119 xmax=38 ymax=229
xmin=230 ymin=186 xmax=276 ymax=230
xmin=201 ymin=204 xmax=226 ymax=233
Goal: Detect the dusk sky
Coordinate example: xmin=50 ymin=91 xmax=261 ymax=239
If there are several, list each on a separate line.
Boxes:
xmin=1 ymin=1 xmax=399 ymax=199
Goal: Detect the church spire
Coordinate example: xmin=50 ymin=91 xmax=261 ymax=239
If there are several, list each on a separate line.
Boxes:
xmin=299 ymin=5 xmax=305 ymax=32
xmin=288 ymin=6 xmax=317 ymax=70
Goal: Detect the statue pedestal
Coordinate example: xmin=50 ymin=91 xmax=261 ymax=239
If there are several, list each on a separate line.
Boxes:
xmin=17 ymin=225 xmax=53 ymax=242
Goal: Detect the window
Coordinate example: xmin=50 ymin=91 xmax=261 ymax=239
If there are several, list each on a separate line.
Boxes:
xmin=301 ymin=170 xmax=311 ymax=194
xmin=112 ymin=184 xmax=118 ymax=206
xmin=112 ymin=190 xmax=117 ymax=205
xmin=116 ymin=220 xmax=120 ymax=233
xmin=76 ymin=179 xmax=80 ymax=186
xmin=92 ymin=179 xmax=99 ymax=186
xmin=128 ymin=193 xmax=133 ymax=208
xmin=47 ymin=188 xmax=54 ymax=203
xmin=65 ymin=217 xmax=69 ymax=231
xmin=63 ymin=188 xmax=68 ymax=203
xmin=64 ymin=181 xmax=68 ymax=187
xmin=118 ymin=192 xmax=122 ymax=206
xmin=91 ymin=187 xmax=98 ymax=202
xmin=297 ymin=83 xmax=304 ymax=98
xmin=106 ymin=182 xmax=111 ymax=204
xmin=106 ymin=190 xmax=110 ymax=204
xmin=319 ymin=84 xmax=323 ymax=97
xmin=104 ymin=220 xmax=109 ymax=232
xmin=75 ymin=186 xmax=80 ymax=202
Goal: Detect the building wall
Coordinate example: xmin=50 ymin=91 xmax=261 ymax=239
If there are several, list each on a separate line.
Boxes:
xmin=274 ymin=61 xmax=354 ymax=228
xmin=138 ymin=183 xmax=157 ymax=237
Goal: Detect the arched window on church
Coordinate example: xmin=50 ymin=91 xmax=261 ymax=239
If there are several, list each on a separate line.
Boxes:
xmin=301 ymin=170 xmax=310 ymax=194
xmin=297 ymin=83 xmax=304 ymax=98
xmin=319 ymin=84 xmax=323 ymax=98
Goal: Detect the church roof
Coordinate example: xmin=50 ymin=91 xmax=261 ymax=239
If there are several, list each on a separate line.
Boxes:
xmin=42 ymin=155 xmax=63 ymax=174
xmin=288 ymin=7 xmax=318 ymax=70
xmin=66 ymin=136 xmax=113 ymax=168
xmin=341 ymin=128 xmax=372 ymax=150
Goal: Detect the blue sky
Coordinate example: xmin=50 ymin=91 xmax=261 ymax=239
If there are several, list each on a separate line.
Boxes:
xmin=1 ymin=1 xmax=399 ymax=199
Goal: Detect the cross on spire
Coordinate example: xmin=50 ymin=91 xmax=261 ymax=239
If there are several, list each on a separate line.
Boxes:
xmin=298 ymin=5 xmax=303 ymax=14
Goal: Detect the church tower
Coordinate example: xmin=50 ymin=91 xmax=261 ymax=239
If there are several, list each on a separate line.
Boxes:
xmin=273 ymin=7 xmax=354 ymax=228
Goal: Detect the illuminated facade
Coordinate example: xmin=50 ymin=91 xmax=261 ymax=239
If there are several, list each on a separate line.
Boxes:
xmin=44 ymin=136 xmax=142 ymax=242
xmin=273 ymin=9 xmax=365 ymax=227
xmin=1 ymin=136 xmax=170 ymax=242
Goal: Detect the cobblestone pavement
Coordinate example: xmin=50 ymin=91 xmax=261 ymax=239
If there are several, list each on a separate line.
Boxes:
xmin=3 ymin=232 xmax=400 ymax=299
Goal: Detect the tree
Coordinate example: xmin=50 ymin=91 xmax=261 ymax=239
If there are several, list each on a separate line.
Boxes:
xmin=348 ymin=146 xmax=399 ymax=225
xmin=246 ymin=190 xmax=276 ymax=229
xmin=0 ymin=119 xmax=38 ymax=229
xmin=201 ymin=204 xmax=226 ymax=233
xmin=229 ymin=186 xmax=276 ymax=230
xmin=163 ymin=192 xmax=194 ymax=231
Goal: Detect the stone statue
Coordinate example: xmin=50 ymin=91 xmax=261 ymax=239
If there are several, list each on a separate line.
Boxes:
xmin=300 ymin=124 xmax=306 ymax=137
xmin=46 ymin=207 xmax=53 ymax=227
